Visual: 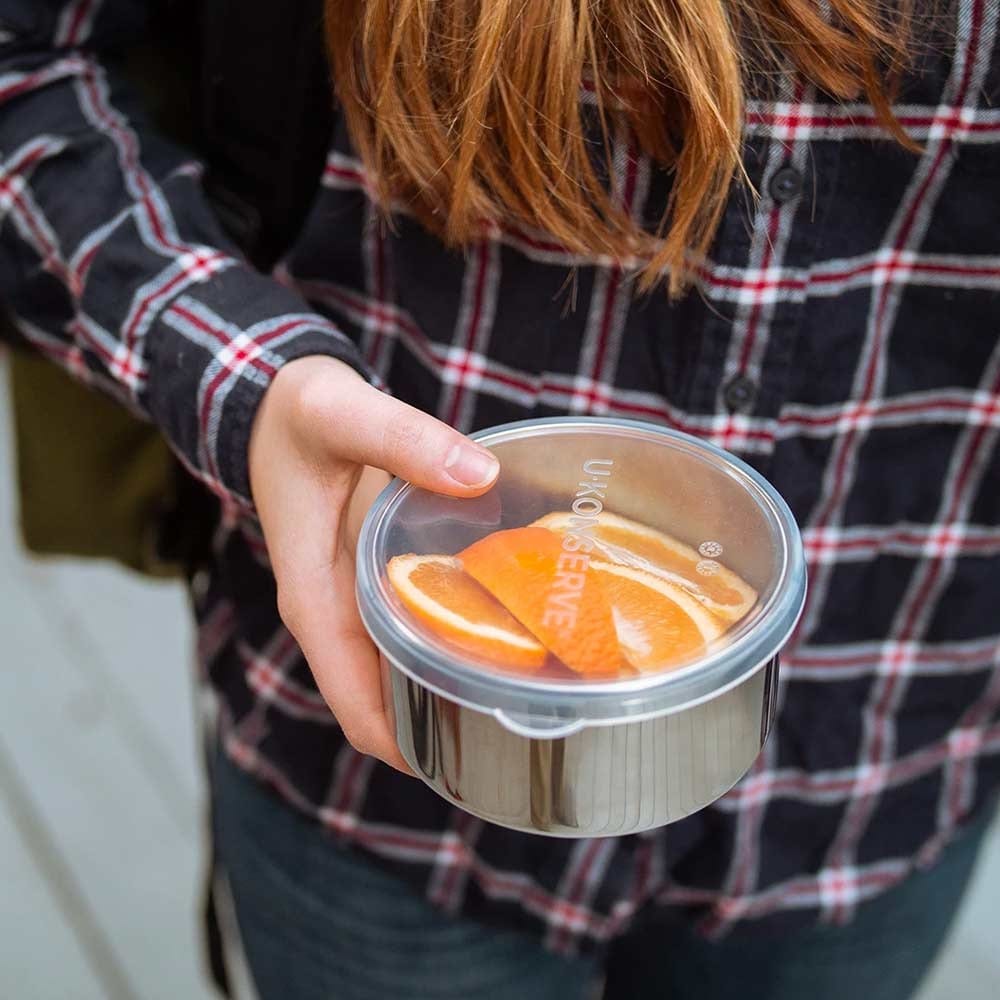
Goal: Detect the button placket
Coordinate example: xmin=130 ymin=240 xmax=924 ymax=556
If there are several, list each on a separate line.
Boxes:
xmin=671 ymin=134 xmax=844 ymax=477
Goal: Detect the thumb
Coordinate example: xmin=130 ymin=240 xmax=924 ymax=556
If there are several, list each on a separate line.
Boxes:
xmin=330 ymin=377 xmax=500 ymax=497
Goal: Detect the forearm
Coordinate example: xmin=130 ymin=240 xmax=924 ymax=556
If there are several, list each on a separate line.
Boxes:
xmin=0 ymin=0 xmax=365 ymax=505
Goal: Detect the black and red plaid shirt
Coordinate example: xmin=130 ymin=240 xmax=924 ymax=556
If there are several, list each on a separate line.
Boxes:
xmin=3 ymin=0 xmax=1000 ymax=953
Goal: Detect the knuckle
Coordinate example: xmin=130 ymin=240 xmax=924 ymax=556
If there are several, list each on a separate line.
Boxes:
xmin=288 ymin=366 xmax=337 ymax=429
xmin=341 ymin=724 xmax=376 ymax=758
xmin=275 ymin=586 xmax=303 ymax=634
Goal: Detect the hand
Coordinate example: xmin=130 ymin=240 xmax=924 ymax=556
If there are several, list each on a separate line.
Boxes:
xmin=248 ymin=356 xmax=500 ymax=772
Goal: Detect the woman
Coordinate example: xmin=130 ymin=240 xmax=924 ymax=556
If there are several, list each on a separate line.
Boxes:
xmin=1 ymin=1 xmax=998 ymax=998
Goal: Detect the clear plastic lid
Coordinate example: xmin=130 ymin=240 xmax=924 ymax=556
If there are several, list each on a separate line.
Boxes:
xmin=357 ymin=418 xmax=806 ymax=735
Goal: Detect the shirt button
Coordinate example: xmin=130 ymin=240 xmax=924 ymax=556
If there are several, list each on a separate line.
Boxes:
xmin=768 ymin=165 xmax=803 ymax=204
xmin=722 ymin=374 xmax=758 ymax=413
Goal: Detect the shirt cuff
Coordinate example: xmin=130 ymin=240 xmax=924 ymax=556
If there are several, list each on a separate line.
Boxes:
xmin=144 ymin=263 xmax=369 ymax=507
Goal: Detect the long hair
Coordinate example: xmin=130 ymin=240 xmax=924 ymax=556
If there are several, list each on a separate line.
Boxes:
xmin=326 ymin=1 xmax=916 ymax=295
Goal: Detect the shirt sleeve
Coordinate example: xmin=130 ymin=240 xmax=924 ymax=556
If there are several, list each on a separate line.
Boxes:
xmin=0 ymin=0 xmax=367 ymax=508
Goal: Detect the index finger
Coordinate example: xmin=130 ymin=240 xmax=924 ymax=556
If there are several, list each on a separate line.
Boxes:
xmin=267 ymin=468 xmax=412 ymax=774
xmin=288 ymin=550 xmax=412 ymax=774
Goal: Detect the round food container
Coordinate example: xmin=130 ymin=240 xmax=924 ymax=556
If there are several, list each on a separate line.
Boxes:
xmin=357 ymin=417 xmax=806 ymax=837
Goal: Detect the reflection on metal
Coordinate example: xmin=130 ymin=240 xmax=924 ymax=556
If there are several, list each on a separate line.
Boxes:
xmin=392 ymin=658 xmax=779 ymax=837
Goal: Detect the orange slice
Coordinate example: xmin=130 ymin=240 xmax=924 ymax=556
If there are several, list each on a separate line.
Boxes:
xmin=387 ymin=554 xmax=546 ymax=672
xmin=459 ymin=526 xmax=626 ymax=678
xmin=590 ymin=560 xmax=724 ymax=672
xmin=532 ymin=510 xmax=757 ymax=623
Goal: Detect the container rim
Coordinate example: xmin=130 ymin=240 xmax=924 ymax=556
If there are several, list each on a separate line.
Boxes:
xmin=356 ymin=416 xmax=807 ymax=727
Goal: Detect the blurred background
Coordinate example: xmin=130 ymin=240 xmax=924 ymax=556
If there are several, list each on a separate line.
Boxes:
xmin=0 ymin=353 xmax=998 ymax=1000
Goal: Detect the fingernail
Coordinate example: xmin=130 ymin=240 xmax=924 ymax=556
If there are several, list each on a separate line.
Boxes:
xmin=443 ymin=443 xmax=499 ymax=487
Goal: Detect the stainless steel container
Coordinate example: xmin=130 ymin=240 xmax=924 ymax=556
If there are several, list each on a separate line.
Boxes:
xmin=358 ymin=418 xmax=806 ymax=837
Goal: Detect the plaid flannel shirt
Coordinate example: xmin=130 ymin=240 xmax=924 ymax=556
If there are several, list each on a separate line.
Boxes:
xmin=2 ymin=0 xmax=999 ymax=954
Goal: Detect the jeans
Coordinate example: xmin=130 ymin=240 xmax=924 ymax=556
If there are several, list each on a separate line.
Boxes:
xmin=212 ymin=749 xmax=995 ymax=1000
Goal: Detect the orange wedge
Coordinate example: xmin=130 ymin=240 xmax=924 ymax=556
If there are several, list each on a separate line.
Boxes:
xmin=532 ymin=510 xmax=757 ymax=623
xmin=591 ymin=560 xmax=724 ymax=672
xmin=459 ymin=526 xmax=626 ymax=678
xmin=387 ymin=554 xmax=546 ymax=672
